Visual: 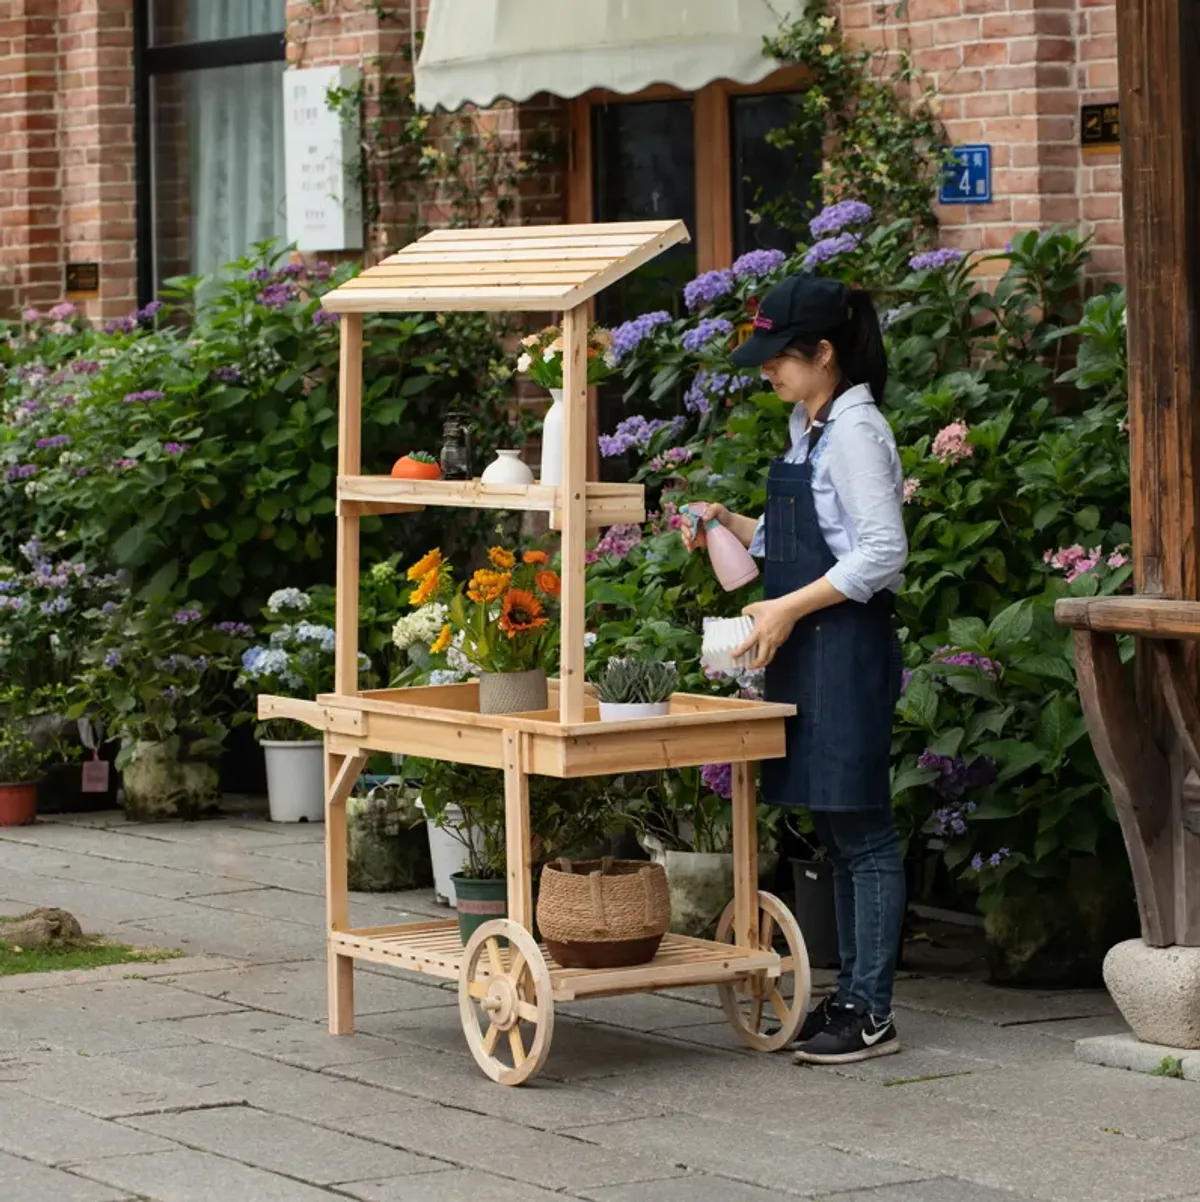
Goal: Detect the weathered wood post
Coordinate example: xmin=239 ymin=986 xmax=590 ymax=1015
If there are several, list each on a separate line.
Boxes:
xmin=1056 ymin=0 xmax=1200 ymax=1052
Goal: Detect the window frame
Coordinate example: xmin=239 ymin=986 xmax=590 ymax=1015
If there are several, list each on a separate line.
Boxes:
xmin=566 ymin=67 xmax=811 ymax=274
xmin=132 ymin=0 xmax=287 ymax=305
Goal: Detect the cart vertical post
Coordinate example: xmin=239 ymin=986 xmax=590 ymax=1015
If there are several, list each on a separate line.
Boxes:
xmin=732 ymin=761 xmax=759 ymax=950
xmin=327 ymin=312 xmax=363 ymax=1034
xmin=503 ymin=730 xmax=533 ymax=932
xmin=559 ymin=304 xmax=588 ymax=725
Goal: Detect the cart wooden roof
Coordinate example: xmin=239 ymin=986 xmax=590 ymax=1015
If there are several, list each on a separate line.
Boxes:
xmin=319 ymin=220 xmax=691 ymax=314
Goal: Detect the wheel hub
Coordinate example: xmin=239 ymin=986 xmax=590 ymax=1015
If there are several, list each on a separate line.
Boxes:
xmin=480 ymin=976 xmax=519 ymax=1030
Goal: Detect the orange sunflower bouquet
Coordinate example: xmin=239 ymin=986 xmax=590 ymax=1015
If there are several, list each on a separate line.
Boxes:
xmin=400 ymin=544 xmax=560 ymax=675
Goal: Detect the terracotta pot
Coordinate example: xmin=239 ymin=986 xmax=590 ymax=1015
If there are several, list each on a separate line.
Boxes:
xmin=391 ymin=455 xmax=443 ymax=480
xmin=0 ymin=782 xmax=38 ymax=826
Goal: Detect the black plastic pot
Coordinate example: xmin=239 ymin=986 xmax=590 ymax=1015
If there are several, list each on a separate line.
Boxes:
xmin=791 ymin=858 xmax=840 ymax=969
xmin=37 ymin=743 xmax=120 ymax=814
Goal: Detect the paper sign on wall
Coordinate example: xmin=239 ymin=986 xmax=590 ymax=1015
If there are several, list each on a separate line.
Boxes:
xmin=283 ymin=66 xmax=364 ymax=252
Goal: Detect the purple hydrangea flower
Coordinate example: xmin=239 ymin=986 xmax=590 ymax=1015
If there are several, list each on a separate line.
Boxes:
xmin=249 ymin=267 xmax=273 ymax=282
xmin=137 ymin=300 xmax=164 ymax=321
xmin=809 ymin=201 xmax=873 ymax=239
xmin=311 ymin=260 xmax=332 ymax=281
xmin=971 ymin=853 xmax=984 ymax=871
xmin=909 ymin=248 xmax=965 ymax=273
xmin=804 ymin=232 xmax=860 ymax=268
xmin=123 ymin=389 xmax=165 ymax=404
xmin=312 ymin=308 xmax=339 ymax=326
xmin=0 ymin=596 xmax=26 ymax=611
xmin=608 ymin=310 xmax=672 ymax=365
xmin=173 ymin=608 xmax=202 ymax=625
xmin=731 ymin=248 xmax=787 ymax=278
xmin=933 ymin=647 xmax=1001 ymax=678
xmin=585 ymin=523 xmax=643 ymax=565
xmin=681 ymin=316 xmax=734 ymax=353
xmin=59 ymin=394 xmax=76 ymax=409
xmin=36 ymin=434 xmax=70 ymax=449
xmin=701 ymin=762 xmax=733 ymax=800
xmin=48 ymin=301 xmax=76 ymax=321
xmin=212 ymin=365 xmax=242 ymax=383
xmin=7 ymin=464 xmax=38 ymax=481
xmin=39 ymin=596 xmax=69 ymax=615
xmin=162 ymin=686 xmax=179 ymax=701
xmin=113 ymin=458 xmax=137 ymax=471
xmin=684 ymin=368 xmax=750 ymax=416
xmin=880 ymin=306 xmax=908 ymax=332
xmin=917 ymin=751 xmax=997 ymax=801
xmin=647 ymin=446 xmax=694 ymax=473
xmin=103 ymin=650 xmax=120 ymax=668
xmin=214 ymin=621 xmax=255 ymax=638
xmin=103 ymin=315 xmax=138 ymax=335
xmin=101 ymin=601 xmax=118 ymax=614
xmin=598 ymin=415 xmax=684 ymax=459
xmin=22 ymin=307 xmax=39 ymax=322
xmin=257 ymin=281 xmax=295 ymax=309
xmin=683 ymin=269 xmax=735 ymax=312
xmin=163 ymin=442 xmax=190 ymax=457
xmin=280 ymin=262 xmax=306 ymax=278
xmin=70 ymin=359 xmax=100 ymax=375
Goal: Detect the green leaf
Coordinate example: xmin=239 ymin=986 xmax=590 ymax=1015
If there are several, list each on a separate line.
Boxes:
xmin=274 ymin=525 xmax=298 ymax=552
xmin=1076 ymin=505 xmax=1100 ymax=532
xmin=978 ymin=739 xmax=1045 ymax=782
xmin=187 ymin=550 xmax=219 ymax=580
xmin=256 ymin=497 xmax=281 ymax=523
xmin=890 ymin=764 xmax=939 ymax=797
xmin=946 ymin=617 xmax=987 ymax=648
xmin=927 ymin=727 xmax=964 ymax=756
xmin=988 ymin=599 xmax=1034 ymax=651
xmin=138 ymin=558 xmax=180 ymax=601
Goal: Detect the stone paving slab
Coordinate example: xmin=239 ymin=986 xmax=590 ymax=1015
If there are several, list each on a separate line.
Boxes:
xmin=0 ymin=1150 xmax=134 ymax=1202
xmin=575 ymin=1175 xmax=796 ymax=1202
xmin=558 ymin=991 xmax=725 ymax=1032
xmin=338 ymin=1168 xmax=564 ymax=1201
xmin=0 ymin=955 xmax=238 ymax=993
xmin=563 ymin=1112 xmax=936 ymax=1197
xmin=160 ymin=958 xmax=455 ymax=1024
xmin=891 ymin=977 xmax=1118 ymax=1026
xmin=126 ymin=1105 xmax=447 ymax=1186
xmin=0 ymin=869 xmax=193 ymax=926
xmin=27 ymin=977 xmax=247 ymax=1024
xmin=4 ymin=1047 xmax=243 ymax=1118
xmin=69 ymin=1148 xmax=346 ymax=1202
xmin=341 ymin=1107 xmax=687 ymax=1191
xmin=0 ymin=1090 xmax=177 ymax=1167
xmin=115 ymin=908 xmax=325 ymax=962
xmin=1075 ymin=1033 xmax=1200 ymax=1082
xmin=823 ymin=1183 xmax=1040 ymax=1202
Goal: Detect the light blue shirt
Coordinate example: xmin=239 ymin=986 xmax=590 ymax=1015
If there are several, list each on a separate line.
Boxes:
xmin=749 ymin=384 xmax=907 ymax=603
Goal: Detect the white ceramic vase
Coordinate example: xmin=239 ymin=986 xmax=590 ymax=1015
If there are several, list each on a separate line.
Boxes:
xmin=480 ymin=448 xmax=534 ymax=486
xmin=262 ymin=739 xmax=325 ymax=823
xmin=417 ymin=799 xmax=483 ymax=906
xmin=598 ymin=701 xmax=670 ymax=723
xmin=539 ymin=388 xmax=565 ymax=486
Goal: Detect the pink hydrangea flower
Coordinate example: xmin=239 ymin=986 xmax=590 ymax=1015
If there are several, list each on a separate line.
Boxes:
xmin=932 ymin=422 xmax=973 ymax=465
xmin=1044 ymin=544 xmax=1102 ymax=583
xmin=903 ymin=477 xmax=920 ymax=504
xmin=585 ymin=523 xmax=643 ymax=566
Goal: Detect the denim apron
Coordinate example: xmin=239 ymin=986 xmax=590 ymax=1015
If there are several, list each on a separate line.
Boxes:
xmin=761 ymin=455 xmax=901 ymax=812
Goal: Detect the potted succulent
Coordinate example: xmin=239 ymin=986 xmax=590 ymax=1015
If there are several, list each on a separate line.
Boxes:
xmin=238 ymin=587 xmax=338 ymax=823
xmin=516 ymin=324 xmax=614 ymax=486
xmin=594 ymin=657 xmax=679 ymax=722
xmin=396 ymin=544 xmax=560 ymax=715
xmin=77 ymin=600 xmax=246 ymax=822
xmin=391 ymin=450 xmax=443 ymax=480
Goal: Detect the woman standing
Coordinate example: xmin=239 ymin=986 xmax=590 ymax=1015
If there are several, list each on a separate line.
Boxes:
xmin=684 ymin=275 xmax=908 ymax=1065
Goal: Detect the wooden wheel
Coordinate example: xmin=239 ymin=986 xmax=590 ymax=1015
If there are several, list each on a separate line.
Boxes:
xmin=458 ymin=919 xmax=554 ymax=1086
xmin=716 ymin=891 xmax=811 ymax=1052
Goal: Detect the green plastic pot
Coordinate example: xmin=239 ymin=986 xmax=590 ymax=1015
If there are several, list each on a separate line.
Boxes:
xmin=452 ymin=873 xmax=507 ymax=946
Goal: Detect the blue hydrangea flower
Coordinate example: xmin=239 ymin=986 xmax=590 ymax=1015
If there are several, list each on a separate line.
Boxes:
xmin=608 ymin=311 xmax=672 ymax=366
xmin=598 ymin=415 xmax=683 ymax=459
xmin=267 ymin=588 xmax=310 ymax=614
xmin=731 ymin=248 xmax=787 ymax=278
xmin=909 ymin=248 xmax=965 ymax=273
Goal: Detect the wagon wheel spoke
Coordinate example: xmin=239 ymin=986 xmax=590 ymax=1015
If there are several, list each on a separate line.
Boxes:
xmin=759 ymin=910 xmax=775 ymax=952
xmin=468 ymin=980 xmax=488 ymax=1002
xmin=507 ymin=950 xmax=527 ymax=987
xmin=769 ymin=988 xmax=790 ymax=1023
xmin=485 ymin=937 xmax=505 ymax=977
xmin=516 ymin=1000 xmax=541 ymax=1023
xmin=482 ymin=1022 xmax=500 ymax=1055
xmin=749 ymin=993 xmax=765 ymax=1034
xmin=778 ymin=956 xmax=795 ymax=975
xmin=508 ymin=1026 xmax=527 ymax=1066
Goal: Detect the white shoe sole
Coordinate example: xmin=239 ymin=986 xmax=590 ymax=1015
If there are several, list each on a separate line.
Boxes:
xmin=793 ymin=1039 xmax=902 ymax=1065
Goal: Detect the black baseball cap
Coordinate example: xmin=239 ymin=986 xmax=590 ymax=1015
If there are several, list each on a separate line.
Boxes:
xmin=731 ymin=276 xmax=849 ymax=368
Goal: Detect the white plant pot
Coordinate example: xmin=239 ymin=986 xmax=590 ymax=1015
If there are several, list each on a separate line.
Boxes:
xmin=261 ymin=740 xmax=325 ymax=823
xmin=417 ymin=799 xmax=483 ymax=906
xmin=539 ymin=388 xmax=564 ymax=486
xmin=598 ymin=701 xmax=671 ymax=723
xmin=480 ymin=448 xmax=534 ymax=486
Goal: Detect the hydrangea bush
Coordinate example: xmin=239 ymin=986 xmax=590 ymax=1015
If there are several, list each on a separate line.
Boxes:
xmin=584 ymin=201 xmax=1132 ymax=933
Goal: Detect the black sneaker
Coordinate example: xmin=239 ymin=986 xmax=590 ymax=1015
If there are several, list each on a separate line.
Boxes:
xmin=793 ymin=1003 xmax=900 ymax=1064
xmin=794 ymin=993 xmax=839 ymax=1045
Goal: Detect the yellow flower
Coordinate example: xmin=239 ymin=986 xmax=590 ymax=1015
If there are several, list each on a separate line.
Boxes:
xmin=488 ymin=546 xmax=516 ymax=570
xmin=468 ymin=569 xmax=510 ymax=605
xmin=411 ymin=568 xmax=440 ymax=607
xmin=407 ymin=548 xmax=441 ymax=582
xmin=820 ymin=42 xmax=834 ymax=56
xmin=430 ymin=624 xmax=452 ymax=655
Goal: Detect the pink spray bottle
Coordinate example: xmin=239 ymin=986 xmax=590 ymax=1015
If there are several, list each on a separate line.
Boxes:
xmin=682 ymin=504 xmax=760 ymax=591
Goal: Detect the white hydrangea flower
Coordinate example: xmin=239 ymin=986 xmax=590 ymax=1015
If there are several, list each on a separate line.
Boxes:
xmin=392 ymin=602 xmax=448 ymax=651
xmin=267 ymin=588 xmax=310 ymax=614
xmin=429 ymin=668 xmax=467 ymax=686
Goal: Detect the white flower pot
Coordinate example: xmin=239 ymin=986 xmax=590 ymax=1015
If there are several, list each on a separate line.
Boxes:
xmin=261 ymin=740 xmax=325 ymax=823
xmin=480 ymin=448 xmax=534 ymax=486
xmin=539 ymin=388 xmax=564 ymax=486
xmin=598 ymin=701 xmax=671 ymax=723
xmin=417 ymin=799 xmax=483 ymax=906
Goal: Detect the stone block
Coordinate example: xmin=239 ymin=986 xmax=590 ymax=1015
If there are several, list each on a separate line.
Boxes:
xmin=0 ymin=1093 xmax=176 ymax=1167
xmin=1075 ymin=1032 xmax=1200 ymax=1082
xmin=340 ymin=1168 xmax=563 ymax=1201
xmin=577 ymin=1177 xmax=791 ymax=1202
xmin=1104 ymin=940 xmax=1200 ymax=1048
xmin=0 ymin=1150 xmax=132 ymax=1202
xmin=28 ymin=977 xmax=246 ymax=1023
xmin=128 ymin=1105 xmax=445 ymax=1185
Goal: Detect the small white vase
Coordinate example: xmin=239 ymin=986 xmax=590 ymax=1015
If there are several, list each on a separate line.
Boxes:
xmin=261 ymin=739 xmax=325 ymax=823
xmin=598 ymin=701 xmax=671 ymax=723
xmin=540 ymin=388 xmax=564 ymax=486
xmin=480 ymin=448 xmax=534 ymax=486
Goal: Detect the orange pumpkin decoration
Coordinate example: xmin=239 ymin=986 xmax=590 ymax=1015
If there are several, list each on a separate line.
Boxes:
xmin=391 ymin=452 xmax=443 ymax=481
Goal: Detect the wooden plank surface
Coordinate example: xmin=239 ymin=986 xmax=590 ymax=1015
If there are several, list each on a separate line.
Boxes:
xmin=559 ymin=304 xmax=589 ymax=725
xmin=421 ymin=220 xmax=684 ymax=239
xmin=1056 ymin=597 xmax=1200 ymax=638
xmin=503 ymin=730 xmax=533 ymax=933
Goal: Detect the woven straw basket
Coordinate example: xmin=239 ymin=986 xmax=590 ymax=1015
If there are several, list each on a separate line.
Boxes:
xmin=537 ymin=857 xmax=671 ymax=969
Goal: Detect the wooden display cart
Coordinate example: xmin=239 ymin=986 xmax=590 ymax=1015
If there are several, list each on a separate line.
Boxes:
xmin=259 ymin=220 xmax=810 ymax=1085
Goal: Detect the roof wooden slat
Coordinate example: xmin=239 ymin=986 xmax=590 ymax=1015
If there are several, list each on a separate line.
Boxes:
xmin=321 ymin=219 xmax=689 ymax=314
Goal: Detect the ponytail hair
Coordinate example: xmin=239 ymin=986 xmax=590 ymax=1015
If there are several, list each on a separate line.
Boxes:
xmin=784 ymin=288 xmax=889 ymax=402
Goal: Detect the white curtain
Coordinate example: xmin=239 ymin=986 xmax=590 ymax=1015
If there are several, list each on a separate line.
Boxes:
xmin=185 ymin=1 xmax=287 ymax=276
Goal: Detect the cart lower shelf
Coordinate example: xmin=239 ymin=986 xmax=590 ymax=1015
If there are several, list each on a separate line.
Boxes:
xmin=331 ymin=895 xmax=813 ymax=1086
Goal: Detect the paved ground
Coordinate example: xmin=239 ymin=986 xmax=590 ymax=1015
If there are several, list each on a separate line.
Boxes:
xmin=1 ymin=807 xmax=1197 ymax=1202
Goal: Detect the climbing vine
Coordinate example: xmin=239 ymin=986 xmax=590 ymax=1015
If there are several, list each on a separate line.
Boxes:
xmin=765 ymin=0 xmax=949 ymax=236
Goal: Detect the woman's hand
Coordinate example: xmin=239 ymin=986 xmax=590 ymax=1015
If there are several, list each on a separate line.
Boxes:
xmin=680 ymin=502 xmax=730 ymax=553
xmin=736 ymin=597 xmax=800 ymax=670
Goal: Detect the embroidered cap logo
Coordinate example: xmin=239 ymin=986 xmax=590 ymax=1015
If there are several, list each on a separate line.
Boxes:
xmin=753 ymin=314 xmax=774 ymax=331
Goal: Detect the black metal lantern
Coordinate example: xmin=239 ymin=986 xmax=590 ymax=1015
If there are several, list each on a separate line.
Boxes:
xmin=439 ymin=405 xmax=474 ymax=480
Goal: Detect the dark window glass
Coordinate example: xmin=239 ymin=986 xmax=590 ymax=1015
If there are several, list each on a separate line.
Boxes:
xmin=730 ymin=92 xmax=820 ymax=258
xmin=150 ymin=0 xmax=286 ymax=45
xmin=151 ymin=61 xmax=286 ymax=286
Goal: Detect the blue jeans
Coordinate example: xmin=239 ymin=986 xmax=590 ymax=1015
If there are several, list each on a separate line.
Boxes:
xmin=811 ymin=807 xmax=906 ymax=1020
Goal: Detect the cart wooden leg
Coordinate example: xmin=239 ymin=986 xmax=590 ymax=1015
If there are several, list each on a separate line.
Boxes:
xmin=731 ymin=761 xmax=759 ymax=950
xmin=325 ymin=746 xmax=367 ymax=1035
xmin=503 ymin=730 xmax=533 ymax=934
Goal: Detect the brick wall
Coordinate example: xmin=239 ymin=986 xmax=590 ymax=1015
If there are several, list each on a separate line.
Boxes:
xmin=838 ymin=0 xmax=1121 ymax=281
xmin=0 ymin=1 xmax=136 ymax=321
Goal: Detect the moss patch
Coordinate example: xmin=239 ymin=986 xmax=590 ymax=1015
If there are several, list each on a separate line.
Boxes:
xmin=0 ymin=937 xmax=181 ymax=977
